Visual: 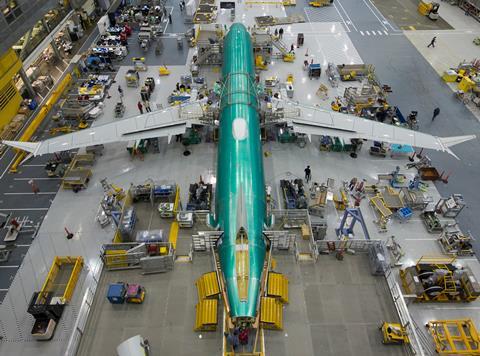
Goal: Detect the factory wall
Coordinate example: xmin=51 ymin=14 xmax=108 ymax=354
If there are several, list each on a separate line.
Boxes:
xmin=0 ymin=0 xmax=61 ymax=55
xmin=0 ymin=50 xmax=23 ymax=129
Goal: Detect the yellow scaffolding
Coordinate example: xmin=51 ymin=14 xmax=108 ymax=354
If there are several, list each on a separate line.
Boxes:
xmin=426 ymin=319 xmax=480 ymax=355
xmin=37 ymin=256 xmax=84 ymax=305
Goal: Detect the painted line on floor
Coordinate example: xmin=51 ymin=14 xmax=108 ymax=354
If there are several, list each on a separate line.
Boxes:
xmin=0 ymin=266 xmax=19 ymax=268
xmin=332 ymin=2 xmax=351 ymax=32
xmin=3 ymin=192 xmax=57 ymax=195
xmin=366 ymin=31 xmax=370 ymax=35
xmin=0 ymin=289 xmax=9 ymax=291
xmin=16 ymin=244 xmax=31 ymax=247
xmin=13 ymin=177 xmax=61 ymax=181
xmin=22 ymin=164 xmax=45 ymax=167
xmin=360 ymin=30 xmax=364 ymax=36
xmin=334 ymin=0 xmax=358 ymax=32
xmin=0 ymin=155 xmax=16 ymax=180
xmin=362 ymin=0 xmax=391 ymax=31
xmin=383 ymin=30 xmax=388 ymax=35
xmin=0 ymin=208 xmax=49 ymax=211
xmin=432 ymin=307 xmax=480 ymax=310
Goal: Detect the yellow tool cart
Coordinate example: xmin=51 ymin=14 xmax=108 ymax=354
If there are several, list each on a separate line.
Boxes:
xmin=458 ymin=76 xmax=475 ymax=92
xmin=418 ymin=0 xmax=440 ymax=20
xmin=379 ymin=322 xmax=410 ymax=345
xmin=309 ymin=0 xmax=333 ymax=6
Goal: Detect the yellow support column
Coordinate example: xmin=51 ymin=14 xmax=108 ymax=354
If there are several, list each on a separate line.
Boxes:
xmin=10 ymin=73 xmax=72 ymax=172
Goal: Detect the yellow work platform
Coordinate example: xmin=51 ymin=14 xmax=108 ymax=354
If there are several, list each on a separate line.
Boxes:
xmin=260 ymin=296 xmax=283 ymax=330
xmin=196 ymin=271 xmax=220 ymax=300
xmin=38 ymin=256 xmax=84 ymax=305
xmin=195 ymin=299 xmax=218 ymax=331
xmin=267 ymin=272 xmax=289 ymax=304
xmin=426 ymin=319 xmax=480 ymax=355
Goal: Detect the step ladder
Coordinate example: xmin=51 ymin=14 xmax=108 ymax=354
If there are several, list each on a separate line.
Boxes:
xmin=443 ymin=273 xmax=457 ymax=293
xmin=271 ymin=37 xmax=289 ymax=55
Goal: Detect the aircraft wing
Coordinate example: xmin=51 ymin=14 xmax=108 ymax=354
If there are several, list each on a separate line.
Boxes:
xmin=3 ymin=105 xmax=195 ymax=156
xmin=281 ymin=101 xmax=476 ymax=158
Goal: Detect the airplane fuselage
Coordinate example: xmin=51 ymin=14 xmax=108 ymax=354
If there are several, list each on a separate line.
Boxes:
xmin=216 ymin=23 xmax=267 ymax=322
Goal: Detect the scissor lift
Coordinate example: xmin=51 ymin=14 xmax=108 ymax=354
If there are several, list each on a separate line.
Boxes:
xmin=426 ymin=319 xmax=480 ymax=355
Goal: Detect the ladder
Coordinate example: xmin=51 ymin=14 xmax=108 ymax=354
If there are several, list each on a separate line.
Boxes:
xmin=443 ymin=273 xmax=457 ymax=293
xmin=271 ymin=36 xmax=289 ymax=55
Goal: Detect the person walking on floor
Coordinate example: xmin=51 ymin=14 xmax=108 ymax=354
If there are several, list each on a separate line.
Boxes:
xmin=290 ymin=44 xmax=295 ymax=53
xmin=179 ymin=2 xmax=183 ymax=11
xmin=28 ymin=179 xmax=40 ymax=194
xmin=118 ymin=85 xmax=123 ymax=98
xmin=274 ymin=28 xmax=278 ymax=37
xmin=427 ymin=36 xmax=436 ymax=48
xmin=144 ymin=100 xmax=152 ymax=112
xmin=137 ymin=101 xmax=144 ymax=114
xmin=169 ymin=13 xmax=172 ymax=23
xmin=279 ymin=27 xmax=284 ymax=39
xmin=304 ymin=165 xmax=311 ymax=183
xmin=432 ymin=107 xmax=440 ymax=121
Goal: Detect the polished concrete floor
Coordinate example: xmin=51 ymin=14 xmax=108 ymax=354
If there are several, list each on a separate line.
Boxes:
xmin=371 ymin=0 xmax=453 ymax=31
xmin=77 ymin=252 xmax=405 ymax=356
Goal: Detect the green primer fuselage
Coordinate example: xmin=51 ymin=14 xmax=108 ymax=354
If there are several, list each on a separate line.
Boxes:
xmin=216 ymin=23 xmax=266 ymax=320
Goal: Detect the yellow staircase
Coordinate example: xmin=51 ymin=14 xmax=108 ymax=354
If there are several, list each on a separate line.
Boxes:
xmin=267 ymin=272 xmax=289 ymax=304
xmin=194 ymin=299 xmax=218 ymax=331
xmin=260 ymin=296 xmax=283 ymax=330
xmin=195 ymin=271 xmax=220 ymax=332
xmin=196 ymin=271 xmax=221 ymax=300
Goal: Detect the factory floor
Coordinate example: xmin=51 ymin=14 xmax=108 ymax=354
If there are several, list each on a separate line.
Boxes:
xmin=2 ymin=0 xmax=480 ymax=355
xmin=76 ymin=252 xmax=403 ymax=356
xmin=370 ymin=0 xmax=453 ymax=31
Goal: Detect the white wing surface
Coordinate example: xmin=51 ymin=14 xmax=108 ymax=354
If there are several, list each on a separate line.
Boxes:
xmin=3 ymin=106 xmax=190 ymax=156
xmin=282 ymin=101 xmax=475 ymax=158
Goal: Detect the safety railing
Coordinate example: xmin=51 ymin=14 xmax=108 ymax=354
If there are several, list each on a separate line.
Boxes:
xmin=64 ymin=256 xmax=103 ymax=356
xmin=101 ymin=242 xmax=175 ymax=271
xmin=384 ymin=267 xmax=425 ymax=356
xmin=315 ymin=238 xmax=382 ymax=253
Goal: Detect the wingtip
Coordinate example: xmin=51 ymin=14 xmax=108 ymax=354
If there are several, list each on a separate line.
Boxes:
xmin=1 ymin=140 xmax=41 ymax=155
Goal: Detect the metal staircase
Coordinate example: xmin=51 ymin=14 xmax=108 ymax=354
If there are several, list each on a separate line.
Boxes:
xmin=271 ymin=36 xmax=289 ymax=56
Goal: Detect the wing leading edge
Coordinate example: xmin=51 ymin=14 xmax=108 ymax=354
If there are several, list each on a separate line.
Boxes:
xmin=3 ymin=107 xmax=190 ymax=156
xmin=283 ymin=102 xmax=476 ymax=158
